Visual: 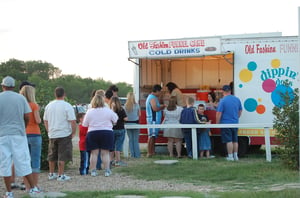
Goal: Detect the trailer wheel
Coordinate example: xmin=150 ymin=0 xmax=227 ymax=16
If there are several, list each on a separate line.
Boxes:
xmin=238 ymin=137 xmax=249 ymax=157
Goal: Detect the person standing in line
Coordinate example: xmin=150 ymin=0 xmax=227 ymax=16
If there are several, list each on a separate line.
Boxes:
xmin=162 ymin=96 xmax=184 ymax=158
xmin=180 ymin=96 xmax=203 ymax=158
xmin=145 ymin=84 xmax=165 ymax=157
xmin=216 ymin=85 xmax=242 ymax=161
xmin=77 ymin=113 xmax=90 ymax=175
xmin=107 ymin=84 xmax=119 ymax=97
xmin=0 ymin=76 xmax=41 ymax=198
xmin=110 ymin=96 xmax=128 ymax=166
xmin=19 ymin=85 xmax=42 ymax=191
xmin=10 ymin=81 xmax=37 ymax=191
xmin=124 ymin=92 xmax=141 ymax=158
xmin=43 ymin=87 xmax=77 ymax=181
xmin=166 ymin=82 xmax=185 ymax=107
xmin=83 ymin=92 xmax=118 ymax=177
xmin=197 ymin=104 xmax=212 ymax=158
xmin=88 ymin=89 xmax=104 ymax=170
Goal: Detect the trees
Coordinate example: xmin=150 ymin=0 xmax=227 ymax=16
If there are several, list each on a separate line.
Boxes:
xmin=273 ymin=82 xmax=299 ymax=170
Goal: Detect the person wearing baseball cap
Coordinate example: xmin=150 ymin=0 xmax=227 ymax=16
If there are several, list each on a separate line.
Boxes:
xmin=0 ymin=76 xmax=41 ymax=197
xmin=216 ymin=84 xmax=243 ymax=161
xmin=1 ymin=76 xmax=15 ymax=88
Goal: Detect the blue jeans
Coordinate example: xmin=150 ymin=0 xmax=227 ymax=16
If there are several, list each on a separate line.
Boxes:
xmin=27 ymin=135 xmax=42 ymax=173
xmin=183 ymin=129 xmax=201 ymax=157
xmin=113 ymin=129 xmax=125 ymax=151
xmin=79 ymin=150 xmax=90 ymax=175
xmin=126 ymin=125 xmax=140 ymax=158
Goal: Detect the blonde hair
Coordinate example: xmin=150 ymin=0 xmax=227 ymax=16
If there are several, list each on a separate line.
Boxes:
xmin=95 ymin=89 xmax=105 ymax=97
xmin=124 ymin=92 xmax=136 ymax=112
xmin=186 ymin=96 xmax=195 ymax=106
xmin=91 ymin=92 xmax=105 ymax=108
xmin=20 ymin=85 xmax=36 ymax=103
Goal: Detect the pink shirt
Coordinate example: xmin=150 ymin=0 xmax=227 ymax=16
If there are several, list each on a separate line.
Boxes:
xmin=82 ymin=107 xmax=118 ymax=132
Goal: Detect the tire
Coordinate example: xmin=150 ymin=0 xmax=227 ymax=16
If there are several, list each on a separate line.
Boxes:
xmin=238 ymin=137 xmax=249 ymax=157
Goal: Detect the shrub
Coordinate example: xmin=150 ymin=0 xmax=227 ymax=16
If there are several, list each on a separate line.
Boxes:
xmin=273 ymin=82 xmax=299 ymax=170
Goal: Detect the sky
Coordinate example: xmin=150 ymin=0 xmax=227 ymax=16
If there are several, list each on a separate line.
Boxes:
xmin=0 ymin=0 xmax=299 ymax=84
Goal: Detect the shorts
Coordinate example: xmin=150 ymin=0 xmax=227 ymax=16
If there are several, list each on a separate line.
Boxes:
xmin=0 ymin=135 xmax=32 ymax=177
xmin=147 ymin=119 xmax=159 ymax=138
xmin=221 ymin=128 xmax=238 ymax=143
xmin=86 ymin=130 xmax=114 ymax=151
xmin=27 ymin=135 xmax=42 ymax=173
xmin=113 ymin=129 xmax=125 ymax=151
xmin=48 ymin=135 xmax=72 ymax=162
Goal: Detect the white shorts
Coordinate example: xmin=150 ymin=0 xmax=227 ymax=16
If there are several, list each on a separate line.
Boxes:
xmin=0 ymin=135 xmax=32 ymax=177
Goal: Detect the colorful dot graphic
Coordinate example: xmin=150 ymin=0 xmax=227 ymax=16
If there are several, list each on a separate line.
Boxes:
xmin=247 ymin=61 xmax=257 ymax=71
xmin=239 ymin=58 xmax=296 ymax=114
xmin=262 ymin=79 xmax=276 ymax=93
xmin=239 ymin=68 xmax=253 ymax=82
xmin=271 ymin=85 xmax=294 ymax=107
xmin=244 ymin=98 xmax=257 ymax=112
xmin=271 ymin=59 xmax=280 ymax=68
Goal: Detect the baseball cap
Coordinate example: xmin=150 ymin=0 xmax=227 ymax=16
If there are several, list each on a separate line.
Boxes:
xmin=1 ymin=76 xmax=15 ymax=87
xmin=222 ymin=85 xmax=231 ymax=91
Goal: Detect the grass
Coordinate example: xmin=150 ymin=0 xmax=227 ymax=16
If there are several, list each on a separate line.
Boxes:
xmin=24 ymin=145 xmax=300 ymax=198
xmin=114 ymin=154 xmax=299 ymax=191
xmin=62 ymin=189 xmax=300 ymax=198
xmin=58 ymin=151 xmax=300 ymax=198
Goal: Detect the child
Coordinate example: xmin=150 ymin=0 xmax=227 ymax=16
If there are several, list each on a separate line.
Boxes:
xmin=197 ymin=104 xmax=212 ymax=158
xmin=78 ymin=113 xmax=90 ymax=175
xmin=110 ymin=96 xmax=128 ymax=166
xmin=179 ymin=96 xmax=202 ymax=158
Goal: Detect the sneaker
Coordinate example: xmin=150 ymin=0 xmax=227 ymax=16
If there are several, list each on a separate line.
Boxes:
xmin=57 ymin=174 xmax=71 ymax=181
xmin=234 ymin=156 xmax=239 ymax=161
xmin=48 ymin=173 xmax=57 ymax=180
xmin=226 ymin=156 xmax=234 ymax=161
xmin=104 ymin=169 xmax=112 ymax=177
xmin=3 ymin=192 xmax=14 ymax=198
xmin=19 ymin=183 xmax=26 ymax=190
xmin=10 ymin=183 xmax=19 ymax=189
xmin=115 ymin=161 xmax=127 ymax=167
xmin=91 ymin=169 xmax=98 ymax=177
xmin=29 ymin=187 xmax=42 ymax=197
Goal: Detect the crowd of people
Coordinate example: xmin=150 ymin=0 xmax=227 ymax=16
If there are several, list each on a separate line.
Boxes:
xmin=146 ymin=82 xmax=242 ymax=161
xmin=0 ymin=76 xmax=242 ymax=198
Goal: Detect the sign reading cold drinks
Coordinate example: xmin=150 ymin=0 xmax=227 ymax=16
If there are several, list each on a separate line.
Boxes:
xmin=128 ymin=38 xmax=221 ymax=58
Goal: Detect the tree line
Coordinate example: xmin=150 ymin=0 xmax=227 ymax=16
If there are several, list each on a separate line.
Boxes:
xmin=0 ymin=59 xmax=133 ymax=105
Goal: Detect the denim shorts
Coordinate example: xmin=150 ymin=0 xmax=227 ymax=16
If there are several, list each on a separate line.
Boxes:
xmin=221 ymin=128 xmax=238 ymax=143
xmin=27 ymin=135 xmax=42 ymax=173
xmin=114 ymin=129 xmax=125 ymax=151
xmin=146 ymin=120 xmax=159 ymax=138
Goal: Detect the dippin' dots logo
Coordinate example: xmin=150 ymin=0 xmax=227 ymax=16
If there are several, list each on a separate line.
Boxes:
xmin=238 ymin=59 xmax=297 ymax=114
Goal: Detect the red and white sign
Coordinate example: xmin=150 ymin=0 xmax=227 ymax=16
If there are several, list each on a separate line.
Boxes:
xmin=128 ymin=37 xmax=221 ymax=58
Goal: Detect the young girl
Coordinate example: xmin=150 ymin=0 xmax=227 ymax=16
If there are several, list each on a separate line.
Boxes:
xmin=110 ymin=96 xmax=128 ymax=166
xmin=197 ymin=104 xmax=212 ymax=158
xmin=162 ymin=96 xmax=183 ymax=158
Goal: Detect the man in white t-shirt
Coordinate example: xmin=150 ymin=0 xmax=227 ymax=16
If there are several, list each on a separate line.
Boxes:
xmin=43 ymin=87 xmax=76 ymax=181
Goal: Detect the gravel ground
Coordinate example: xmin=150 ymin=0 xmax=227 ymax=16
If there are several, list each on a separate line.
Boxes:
xmin=2 ymin=140 xmax=217 ymax=198
xmin=5 ymin=156 xmax=217 ymax=198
